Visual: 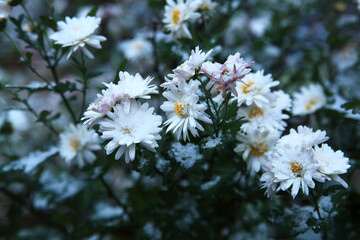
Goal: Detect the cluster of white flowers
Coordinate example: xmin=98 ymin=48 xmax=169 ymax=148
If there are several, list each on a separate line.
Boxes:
xmin=234 ymin=70 xmax=291 ymax=172
xmin=161 ymin=47 xmax=256 ymax=141
xmin=82 ymin=71 xmax=162 ymax=163
xmin=292 ymin=83 xmax=327 ymax=116
xmin=162 ymin=0 xmax=215 ymax=39
xmin=50 ymin=16 xmax=107 ymax=60
xmin=160 ymin=46 xmax=215 ymax=141
xmin=260 ymin=126 xmax=350 ymax=199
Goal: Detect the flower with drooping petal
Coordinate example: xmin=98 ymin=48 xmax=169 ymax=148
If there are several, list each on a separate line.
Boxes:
xmin=160 ymin=79 xmax=211 ymax=141
xmin=163 ymin=0 xmax=201 ymax=39
xmin=313 ymin=144 xmax=350 ymax=188
xmin=59 ymin=124 xmax=101 ymax=168
xmin=292 ymin=84 xmax=326 ymax=116
xmin=235 ymin=70 xmax=279 ymax=108
xmin=201 ymin=52 xmax=254 ymax=97
xmin=235 ymin=127 xmax=281 ymax=173
xmin=261 ymin=143 xmax=324 ymax=199
xmin=99 ymin=100 xmax=162 ymax=163
xmin=50 ymin=16 xmax=107 ymax=60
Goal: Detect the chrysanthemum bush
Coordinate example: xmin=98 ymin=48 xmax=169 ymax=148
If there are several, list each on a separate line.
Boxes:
xmin=0 ymin=0 xmax=360 ymax=239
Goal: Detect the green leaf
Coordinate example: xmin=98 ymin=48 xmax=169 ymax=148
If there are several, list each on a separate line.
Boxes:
xmin=113 ymin=59 xmax=127 ymax=84
xmin=39 ymin=15 xmax=57 ymax=30
xmin=341 ymin=100 xmax=360 ymax=114
xmin=87 ymin=6 xmax=99 ymax=17
xmin=54 ymin=81 xmax=78 ymax=93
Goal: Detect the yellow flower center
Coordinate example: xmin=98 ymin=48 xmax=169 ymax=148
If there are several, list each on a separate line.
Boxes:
xmin=221 ymin=68 xmax=229 ymax=75
xmin=241 ymin=81 xmax=254 ymax=93
xmin=305 ymin=99 xmax=317 ymax=111
xmin=174 ymin=101 xmax=189 ymax=118
xmin=250 ymin=143 xmax=268 ymax=156
xmin=290 ymin=161 xmax=303 ymax=174
xmin=69 ymin=136 xmax=80 ymax=151
xmin=121 ymin=127 xmax=132 ymax=135
xmin=172 ymin=9 xmax=180 ymax=24
xmin=249 ymin=106 xmax=264 ymax=118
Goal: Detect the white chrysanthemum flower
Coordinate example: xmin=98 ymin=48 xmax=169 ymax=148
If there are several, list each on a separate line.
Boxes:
xmin=99 ymin=100 xmax=162 ymax=163
xmin=82 ymin=71 xmax=158 ymax=128
xmin=201 ymin=53 xmax=253 ymax=97
xmin=292 ymin=84 xmax=326 ymax=116
xmin=0 ymin=1 xmax=11 ymax=19
xmin=118 ymin=37 xmax=153 ymax=61
xmin=313 ymin=144 xmax=350 ymax=188
xmin=197 ymin=0 xmax=217 ymax=11
xmin=278 ymin=125 xmax=329 ymax=150
xmin=50 ymin=16 xmax=107 ymax=60
xmin=235 ymin=128 xmax=281 ymax=172
xmin=161 ymin=46 xmax=212 ymax=88
xmin=238 ymin=101 xmax=289 ymax=132
xmin=163 ymin=0 xmax=201 ymax=39
xmin=262 ymin=144 xmax=324 ymax=199
xmin=235 ymin=70 xmax=279 ymax=108
xmin=187 ymin=46 xmax=213 ymax=71
xmin=59 ymin=124 xmax=101 ymax=167
xmin=160 ymin=79 xmax=211 ymax=141
xmin=267 ymin=90 xmax=292 ymax=113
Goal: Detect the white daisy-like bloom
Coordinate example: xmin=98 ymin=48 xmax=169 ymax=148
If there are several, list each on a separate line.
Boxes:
xmin=160 ymin=79 xmax=212 ymax=141
xmin=161 ymin=46 xmax=212 ymax=88
xmin=267 ymin=90 xmax=292 ymax=113
xmin=201 ymin=52 xmax=254 ymax=97
xmin=235 ymin=127 xmax=281 ymax=173
xmin=59 ymin=124 xmax=101 ymax=168
xmin=278 ymin=125 xmax=329 ymax=150
xmin=235 ymin=70 xmax=279 ymax=108
xmin=50 ymin=16 xmax=107 ymax=60
xmin=197 ymin=0 xmax=217 ymax=11
xmin=292 ymin=84 xmax=327 ymax=116
xmin=118 ymin=37 xmax=153 ymax=61
xmin=163 ymin=0 xmax=201 ymax=39
xmin=82 ymin=71 xmax=158 ymax=128
xmin=238 ymin=101 xmax=289 ymax=132
xmin=261 ymin=144 xmax=324 ymax=199
xmin=187 ymin=46 xmax=213 ymax=72
xmin=99 ymin=100 xmax=162 ymax=163
xmin=0 ymin=1 xmax=11 ymax=20
xmin=313 ymin=144 xmax=350 ymax=188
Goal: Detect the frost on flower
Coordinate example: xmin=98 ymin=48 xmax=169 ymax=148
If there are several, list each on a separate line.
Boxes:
xmin=163 ymin=0 xmax=201 ymax=39
xmin=50 ymin=16 xmax=107 ymax=60
xmin=82 ymin=71 xmax=158 ymax=128
xmin=201 ymin=52 xmax=254 ymax=97
xmin=161 ymin=79 xmax=211 ymax=141
xmin=235 ymin=128 xmax=281 ymax=173
xmin=292 ymin=83 xmax=326 ymax=116
xmin=59 ymin=124 xmax=101 ymax=168
xmin=170 ymin=142 xmax=202 ymax=168
xmin=313 ymin=144 xmax=350 ymax=188
xmin=99 ymin=100 xmax=162 ymax=163
xmin=235 ymin=70 xmax=279 ymax=108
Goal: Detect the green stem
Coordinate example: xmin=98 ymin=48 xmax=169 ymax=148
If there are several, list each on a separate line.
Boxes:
xmin=79 ymin=51 xmax=88 ymax=121
xmin=20 ymin=3 xmax=36 ymax=29
xmin=310 ymin=191 xmax=328 ymax=240
xmin=200 ymin=80 xmax=218 ymax=134
xmin=3 ymin=31 xmax=50 ymax=85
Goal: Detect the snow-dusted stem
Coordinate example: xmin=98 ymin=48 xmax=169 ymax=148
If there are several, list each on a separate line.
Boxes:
xmin=79 ymin=51 xmax=88 ymax=121
xmin=310 ymin=191 xmax=328 ymax=240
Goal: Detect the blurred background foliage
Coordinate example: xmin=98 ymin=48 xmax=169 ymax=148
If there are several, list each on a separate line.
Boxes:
xmin=0 ymin=0 xmax=359 ymax=239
